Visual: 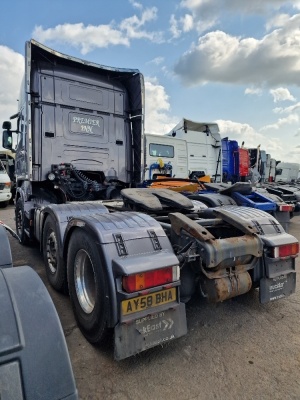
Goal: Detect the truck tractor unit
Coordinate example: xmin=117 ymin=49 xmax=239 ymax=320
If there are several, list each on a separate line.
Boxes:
xmin=2 ymin=40 xmax=298 ymax=360
xmin=221 ymin=138 xmax=250 ymax=183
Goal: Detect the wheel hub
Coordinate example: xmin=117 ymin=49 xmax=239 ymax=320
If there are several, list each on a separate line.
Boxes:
xmin=46 ymin=232 xmax=58 ymax=274
xmin=74 ymin=249 xmax=96 ymax=314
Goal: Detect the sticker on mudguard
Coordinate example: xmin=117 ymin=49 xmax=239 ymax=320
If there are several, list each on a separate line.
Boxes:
xmin=114 ymin=303 xmax=187 ymax=360
xmin=259 ymin=273 xmax=296 ymax=304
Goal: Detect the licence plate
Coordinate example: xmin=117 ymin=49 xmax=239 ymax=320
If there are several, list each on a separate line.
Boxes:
xmin=121 ymin=288 xmax=177 ymax=316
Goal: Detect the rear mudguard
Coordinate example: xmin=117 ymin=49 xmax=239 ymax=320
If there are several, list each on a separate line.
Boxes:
xmin=63 ymin=211 xmax=187 ymax=359
xmin=35 ymin=201 xmax=109 ymax=255
xmin=188 ymin=193 xmax=237 ymax=207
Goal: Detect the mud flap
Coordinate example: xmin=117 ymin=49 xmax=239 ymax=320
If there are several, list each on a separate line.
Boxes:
xmin=259 ymin=273 xmax=296 ymax=303
xmin=114 ymin=303 xmax=187 ymax=360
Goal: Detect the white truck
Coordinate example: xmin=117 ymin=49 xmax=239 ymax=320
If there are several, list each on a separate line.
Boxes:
xmin=144 ymin=120 xmax=222 ymax=182
xmin=275 ymin=162 xmax=300 ymax=182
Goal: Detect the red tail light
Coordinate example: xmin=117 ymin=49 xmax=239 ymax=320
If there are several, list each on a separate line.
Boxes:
xmin=123 ymin=266 xmax=179 ymax=293
xmin=279 ymin=204 xmax=294 ymax=212
xmin=270 ymin=243 xmax=299 ymax=258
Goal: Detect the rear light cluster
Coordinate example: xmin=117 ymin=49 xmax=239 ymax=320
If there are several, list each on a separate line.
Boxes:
xmin=270 ymin=243 xmax=299 ymax=258
xmin=122 ymin=266 xmax=180 ymax=293
xmin=279 ymin=204 xmax=294 ymax=212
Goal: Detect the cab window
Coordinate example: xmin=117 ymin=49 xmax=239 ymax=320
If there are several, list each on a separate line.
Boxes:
xmin=149 ymin=143 xmax=174 ymax=158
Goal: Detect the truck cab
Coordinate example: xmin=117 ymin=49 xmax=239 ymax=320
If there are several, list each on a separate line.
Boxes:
xmin=166 ymin=119 xmax=222 ymax=182
xmin=2 ymin=40 xmax=144 ymax=205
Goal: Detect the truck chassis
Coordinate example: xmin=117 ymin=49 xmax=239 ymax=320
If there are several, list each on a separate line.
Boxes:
xmin=16 ymin=187 xmax=298 ymax=360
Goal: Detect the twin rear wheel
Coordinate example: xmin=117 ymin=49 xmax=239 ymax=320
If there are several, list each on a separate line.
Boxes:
xmin=43 ymin=217 xmax=110 ymax=344
xmin=67 ymin=229 xmax=110 ymax=344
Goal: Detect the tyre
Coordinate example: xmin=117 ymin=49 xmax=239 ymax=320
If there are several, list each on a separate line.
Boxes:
xmin=67 ymin=229 xmax=110 ymax=344
xmin=0 ymin=201 xmax=8 ymax=208
xmin=15 ymin=198 xmax=30 ymax=245
xmin=43 ymin=214 xmax=67 ymax=293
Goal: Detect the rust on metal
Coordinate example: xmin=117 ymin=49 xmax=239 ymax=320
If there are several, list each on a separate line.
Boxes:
xmin=169 ymin=212 xmax=215 ymax=242
xmin=201 ymin=271 xmax=252 ymax=302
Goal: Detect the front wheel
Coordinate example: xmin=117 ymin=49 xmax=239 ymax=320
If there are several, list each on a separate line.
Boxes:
xmin=43 ymin=215 xmax=67 ymax=293
xmin=67 ymin=229 xmax=110 ymax=344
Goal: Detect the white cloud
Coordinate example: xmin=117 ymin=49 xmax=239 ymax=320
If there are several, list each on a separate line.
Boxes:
xmin=169 ymin=13 xmax=194 ymax=39
xmin=265 ymin=13 xmax=291 ymax=31
xmin=129 ymin=0 xmax=143 ymax=10
xmin=181 ymin=14 xmax=194 ymax=32
xmin=33 ymin=23 xmax=130 ymax=54
xmin=144 ymin=78 xmax=178 ymax=134
xmin=173 ymin=15 xmax=300 ymax=87
xmin=216 ymin=119 xmax=287 ymax=160
xmin=245 ymin=87 xmax=262 ymax=96
xmin=294 ymin=128 xmax=300 ymax=136
xmin=260 ymin=113 xmax=299 ymax=131
xmin=119 ymin=7 xmax=163 ymax=42
xmin=148 ymin=57 xmax=164 ymax=65
xmin=217 ymin=120 xmax=263 ymax=146
xmin=33 ymin=7 xmax=163 ymax=54
xmin=273 ymin=102 xmax=300 ymax=114
xmin=0 ymin=46 xmax=24 ymax=146
xmin=169 ymin=15 xmax=181 ymax=39
xmin=270 ymin=87 xmax=296 ymax=102
xmin=180 ymin=0 xmax=293 ymax=30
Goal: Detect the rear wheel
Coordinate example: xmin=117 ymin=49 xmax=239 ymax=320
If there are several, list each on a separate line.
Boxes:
xmin=15 ymin=198 xmax=30 ymax=245
xmin=43 ymin=215 xmax=67 ymax=292
xmin=67 ymin=229 xmax=110 ymax=344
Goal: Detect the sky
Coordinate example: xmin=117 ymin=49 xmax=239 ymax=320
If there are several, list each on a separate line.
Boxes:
xmin=1 ymin=0 xmax=300 ymax=162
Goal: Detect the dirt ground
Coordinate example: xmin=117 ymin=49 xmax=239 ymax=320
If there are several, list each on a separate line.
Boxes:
xmin=1 ymin=205 xmax=300 ymax=400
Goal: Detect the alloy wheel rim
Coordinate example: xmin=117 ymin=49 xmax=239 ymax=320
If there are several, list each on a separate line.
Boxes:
xmin=74 ymin=249 xmax=96 ymax=314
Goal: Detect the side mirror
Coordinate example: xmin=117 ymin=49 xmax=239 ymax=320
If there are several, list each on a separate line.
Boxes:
xmin=2 ymin=130 xmax=13 ymax=150
xmin=2 ymin=121 xmax=12 ymax=130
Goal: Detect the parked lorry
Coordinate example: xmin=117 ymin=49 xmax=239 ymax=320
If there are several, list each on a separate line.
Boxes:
xmin=2 ymin=40 xmax=299 ymax=360
xmin=166 ymin=119 xmax=223 ymax=182
xmin=275 ymin=162 xmax=300 ymax=182
xmin=0 ymin=160 xmax=12 ymax=207
xmin=0 ymin=149 xmax=16 ymax=200
xmin=221 ymin=138 xmax=250 ymax=183
xmin=143 ymin=133 xmax=187 ymax=179
xmin=144 ymin=120 xmax=222 ymax=182
xmin=265 ymin=155 xmax=277 ymax=182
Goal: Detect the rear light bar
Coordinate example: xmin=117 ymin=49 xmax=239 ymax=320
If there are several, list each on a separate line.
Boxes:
xmin=122 ymin=266 xmax=180 ymax=293
xmin=279 ymin=204 xmax=294 ymax=212
xmin=270 ymin=243 xmax=299 ymax=258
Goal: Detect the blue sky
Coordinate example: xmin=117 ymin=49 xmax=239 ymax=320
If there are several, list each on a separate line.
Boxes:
xmin=1 ymin=0 xmax=300 ymax=162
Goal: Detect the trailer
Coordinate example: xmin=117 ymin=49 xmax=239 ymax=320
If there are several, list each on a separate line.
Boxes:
xmin=2 ymin=40 xmax=299 ymax=360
